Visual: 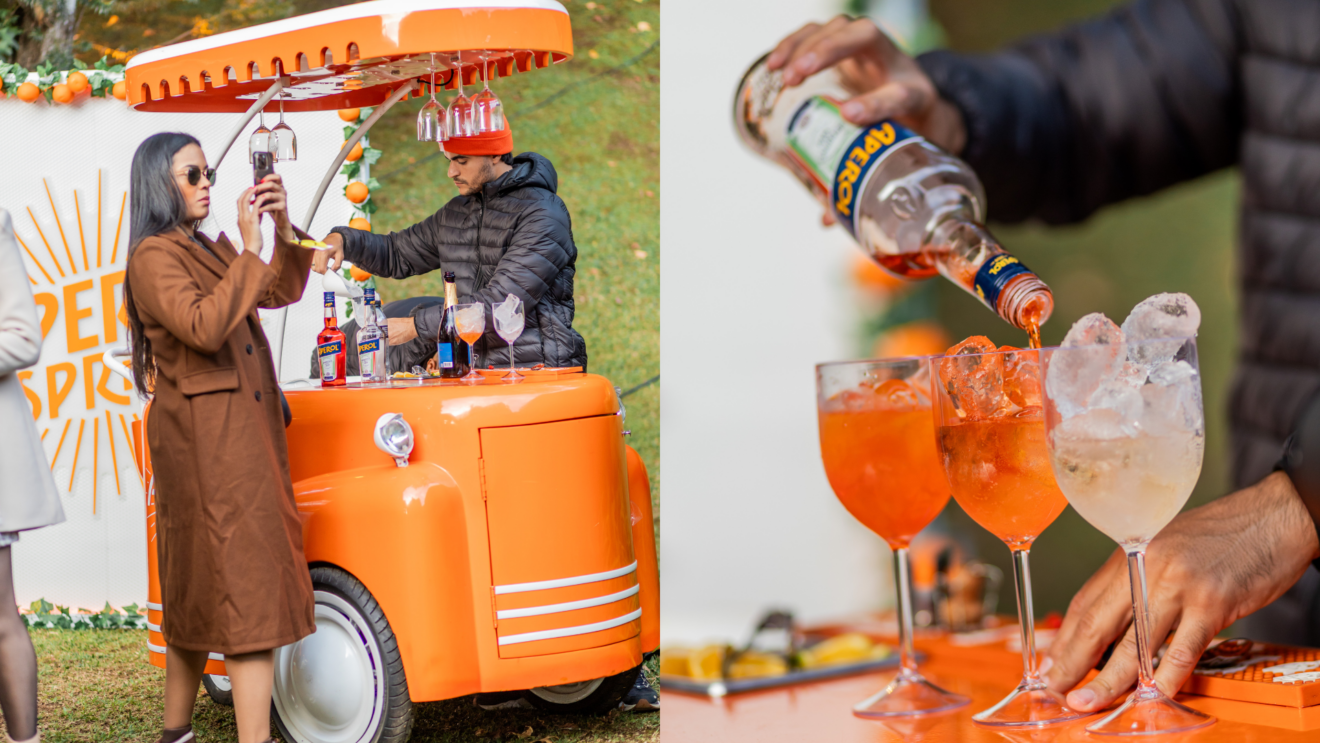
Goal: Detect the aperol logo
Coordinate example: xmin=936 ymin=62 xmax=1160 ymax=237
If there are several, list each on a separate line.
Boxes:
xmin=973 ymin=253 xmax=1034 ymax=309
xmin=14 ymin=173 xmax=139 ymax=513
xmin=831 ymin=120 xmax=918 ymax=235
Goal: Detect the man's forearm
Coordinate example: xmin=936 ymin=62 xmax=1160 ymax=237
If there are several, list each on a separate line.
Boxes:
xmin=1278 ymin=392 xmax=1320 ymax=565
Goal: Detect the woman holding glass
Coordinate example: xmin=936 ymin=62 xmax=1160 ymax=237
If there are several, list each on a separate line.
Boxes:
xmin=123 ymin=132 xmax=317 ymax=743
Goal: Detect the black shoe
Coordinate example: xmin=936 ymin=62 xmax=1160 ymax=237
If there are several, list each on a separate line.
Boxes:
xmin=619 ymin=670 xmax=659 ymax=712
xmin=473 ymin=690 xmax=529 ymax=710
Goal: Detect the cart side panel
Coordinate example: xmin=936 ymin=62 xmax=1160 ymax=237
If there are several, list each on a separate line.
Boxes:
xmin=293 ymin=462 xmax=482 ymax=698
xmin=481 ymin=414 xmax=640 ymax=659
xmin=626 ymin=446 xmax=660 ymax=654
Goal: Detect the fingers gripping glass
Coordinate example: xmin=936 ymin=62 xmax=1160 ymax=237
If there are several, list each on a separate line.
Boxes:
xmin=182 ymin=166 xmax=217 ymax=186
xmin=815 ymin=357 xmax=969 ymax=718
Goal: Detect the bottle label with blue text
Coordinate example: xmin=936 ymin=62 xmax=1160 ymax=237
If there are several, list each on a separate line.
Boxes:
xmin=438 ymin=343 xmax=455 ymax=369
xmin=358 ymin=338 xmax=381 ymax=377
xmin=973 ymin=254 xmax=1034 ymax=310
xmin=318 ymin=340 xmax=344 ymax=381
xmin=785 ymin=99 xmax=920 ymax=237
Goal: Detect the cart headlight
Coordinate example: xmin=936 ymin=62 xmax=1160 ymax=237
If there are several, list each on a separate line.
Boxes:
xmin=374 ymin=413 xmax=414 ymax=467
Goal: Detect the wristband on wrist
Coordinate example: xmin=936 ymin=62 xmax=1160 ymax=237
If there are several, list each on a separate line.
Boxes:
xmin=1276 ymin=392 xmax=1320 ymax=568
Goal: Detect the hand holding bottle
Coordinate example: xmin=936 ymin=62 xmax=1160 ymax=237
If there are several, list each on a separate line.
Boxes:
xmin=312 ymin=233 xmax=346 ymax=275
xmin=767 ymin=16 xmax=966 ymax=155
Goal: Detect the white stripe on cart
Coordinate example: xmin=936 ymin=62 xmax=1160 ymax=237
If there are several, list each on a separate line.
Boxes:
xmin=493 ymin=561 xmax=637 ymax=595
xmin=496 ymin=584 xmax=639 ymax=620
xmin=498 ymin=608 xmax=642 ymax=646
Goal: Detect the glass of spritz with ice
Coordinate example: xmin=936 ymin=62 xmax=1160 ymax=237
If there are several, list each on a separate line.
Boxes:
xmin=1041 ymin=293 xmax=1214 ymax=736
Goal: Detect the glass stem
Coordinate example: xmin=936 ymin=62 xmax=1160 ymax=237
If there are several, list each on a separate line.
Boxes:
xmin=893 ymin=547 xmax=920 ymax=679
xmin=468 ymin=345 xmax=476 ymax=373
xmin=1010 ymin=548 xmax=1043 ymax=688
xmin=1126 ymin=547 xmax=1159 ymax=693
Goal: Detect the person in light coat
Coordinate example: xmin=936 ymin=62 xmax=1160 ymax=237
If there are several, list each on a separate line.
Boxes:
xmin=0 ymin=206 xmax=67 ymax=743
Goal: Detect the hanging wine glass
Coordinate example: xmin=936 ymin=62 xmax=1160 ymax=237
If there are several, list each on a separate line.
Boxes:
xmin=446 ymin=50 xmax=475 ymax=138
xmin=248 ymin=108 xmax=272 ymax=162
xmin=417 ymin=52 xmax=446 ymax=142
xmin=272 ymin=89 xmax=297 ymax=161
xmin=471 ymin=52 xmax=505 ymax=134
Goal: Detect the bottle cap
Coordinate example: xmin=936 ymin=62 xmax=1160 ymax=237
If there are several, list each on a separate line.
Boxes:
xmin=444 ymin=271 xmax=456 ymax=281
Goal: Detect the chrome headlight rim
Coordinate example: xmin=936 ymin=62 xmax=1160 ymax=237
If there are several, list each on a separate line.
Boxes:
xmin=373 ymin=413 xmax=414 ymax=466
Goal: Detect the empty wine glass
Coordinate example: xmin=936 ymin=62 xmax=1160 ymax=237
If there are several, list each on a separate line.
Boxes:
xmin=417 ymin=53 xmax=446 ymax=142
xmin=272 ymin=90 xmax=297 ymax=161
xmin=447 ymin=51 xmax=475 ymax=138
xmin=471 ymin=52 xmax=505 ymax=133
xmin=454 ymin=302 xmax=485 ymax=383
xmin=249 ymin=109 xmax=271 ymax=162
xmin=493 ymin=294 xmax=524 ymax=382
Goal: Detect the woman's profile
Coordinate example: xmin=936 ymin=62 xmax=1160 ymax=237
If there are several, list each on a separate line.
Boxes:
xmin=123 ymin=132 xmax=317 ymax=743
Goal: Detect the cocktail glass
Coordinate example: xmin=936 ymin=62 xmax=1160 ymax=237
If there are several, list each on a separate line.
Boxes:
xmin=471 ymin=51 xmax=505 ymax=133
xmin=417 ymin=53 xmax=447 ymax=142
xmin=493 ymin=294 xmax=524 ymax=382
xmin=816 ymin=357 xmax=970 ymax=718
xmin=249 ymin=109 xmax=271 ymax=162
xmin=447 ymin=51 xmax=475 ymax=138
xmin=930 ymin=340 xmax=1087 ymax=726
xmin=454 ymin=302 xmax=485 ymax=383
xmin=1042 ymin=335 xmax=1213 ymax=735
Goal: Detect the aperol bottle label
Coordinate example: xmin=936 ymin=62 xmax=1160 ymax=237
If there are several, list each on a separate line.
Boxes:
xmin=973 ymin=254 xmax=1035 ymax=309
xmin=317 ymin=340 xmax=344 ymax=381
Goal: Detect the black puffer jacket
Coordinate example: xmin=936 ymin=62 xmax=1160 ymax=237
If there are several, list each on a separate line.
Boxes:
xmin=334 ymin=152 xmax=587 ymax=369
xmin=917 ymin=0 xmax=1320 ymax=491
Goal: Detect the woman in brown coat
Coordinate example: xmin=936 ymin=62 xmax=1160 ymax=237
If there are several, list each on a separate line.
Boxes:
xmin=124 ymin=132 xmax=316 ymax=743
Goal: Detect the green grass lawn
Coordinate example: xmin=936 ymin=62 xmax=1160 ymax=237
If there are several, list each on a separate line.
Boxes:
xmin=363 ymin=0 xmax=660 ymax=538
xmin=32 ymin=630 xmax=659 ymax=742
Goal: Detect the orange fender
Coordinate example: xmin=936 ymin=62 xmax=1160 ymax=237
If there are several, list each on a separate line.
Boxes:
xmin=626 ymin=446 xmax=659 ymax=654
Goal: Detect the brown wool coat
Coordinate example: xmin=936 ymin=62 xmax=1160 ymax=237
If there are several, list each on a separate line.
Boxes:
xmin=129 ymin=226 xmax=316 ymax=655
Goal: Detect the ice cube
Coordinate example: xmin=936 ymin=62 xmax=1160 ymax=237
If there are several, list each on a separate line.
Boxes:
xmin=871 ymin=378 xmax=924 ymax=409
xmin=937 ymin=336 xmax=1014 ymax=421
xmin=1117 ymin=361 xmax=1148 ymax=388
xmin=1089 ymin=381 xmax=1143 ymax=424
xmin=1053 ymin=407 xmax=1136 ymax=441
xmin=1140 ymin=360 xmax=1204 ymax=434
xmin=1122 ymin=293 xmax=1201 ymax=369
xmin=1046 ymin=313 xmax=1124 ymax=418
xmin=1002 ymin=347 xmax=1042 ymax=409
xmin=493 ymin=293 xmax=523 ymax=325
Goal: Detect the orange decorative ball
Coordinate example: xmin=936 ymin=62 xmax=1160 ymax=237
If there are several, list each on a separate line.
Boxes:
xmin=344 ymin=141 xmax=364 ymax=162
xmin=349 ymin=266 xmax=372 ymax=282
xmin=872 ymin=321 xmax=953 ymax=360
xmin=16 ymin=83 xmax=40 ymax=102
xmin=338 ymin=108 xmax=361 ymax=122
xmin=51 ymin=84 xmax=73 ymax=104
xmin=111 ymin=80 xmax=127 ymax=100
xmin=345 ymin=182 xmax=370 ymax=204
xmin=66 ymin=72 xmax=89 ymax=94
xmin=348 ymin=217 xmax=372 ymax=231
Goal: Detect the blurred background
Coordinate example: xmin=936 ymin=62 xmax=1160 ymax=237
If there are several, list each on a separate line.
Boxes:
xmin=661 ymin=0 xmax=1235 ymax=646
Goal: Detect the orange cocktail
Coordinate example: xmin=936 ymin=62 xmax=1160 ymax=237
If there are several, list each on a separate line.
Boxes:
xmin=816 ymin=358 xmax=969 ymax=719
xmin=931 ymin=337 xmax=1085 ymax=727
xmin=819 ymin=400 xmax=949 ymax=549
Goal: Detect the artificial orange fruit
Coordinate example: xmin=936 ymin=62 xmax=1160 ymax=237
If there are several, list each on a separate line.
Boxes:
xmin=349 ymin=217 xmax=372 ymax=231
xmin=17 ymin=83 xmax=40 ymax=102
xmin=338 ymin=107 xmax=361 ymax=122
xmin=51 ymin=84 xmax=73 ymax=104
xmin=111 ymin=80 xmax=126 ymax=100
xmin=344 ymin=141 xmax=363 ymax=162
xmin=872 ymin=321 xmax=952 ymax=360
xmin=349 ymin=266 xmax=372 ymax=282
xmin=66 ymin=72 xmax=88 ymax=93
xmin=345 ymin=182 xmax=369 ymax=204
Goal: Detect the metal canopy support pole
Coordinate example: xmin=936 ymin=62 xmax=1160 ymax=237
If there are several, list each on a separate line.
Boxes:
xmin=211 ymin=77 xmax=286 ymax=172
xmin=273 ymin=81 xmax=414 ymax=383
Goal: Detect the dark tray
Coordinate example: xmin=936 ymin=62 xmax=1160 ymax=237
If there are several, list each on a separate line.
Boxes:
xmin=661 ymin=651 xmax=919 ymax=697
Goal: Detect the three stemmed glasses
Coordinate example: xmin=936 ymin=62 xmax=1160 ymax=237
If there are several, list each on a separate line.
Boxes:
xmin=815 ymin=357 xmax=970 ymax=718
xmin=930 ymin=341 xmax=1086 ymax=727
xmin=1042 ymin=335 xmax=1213 ymax=735
xmin=453 ymin=303 xmax=486 ymax=384
xmin=417 ymin=53 xmax=447 ymax=142
xmin=493 ymin=295 xmax=524 ymax=382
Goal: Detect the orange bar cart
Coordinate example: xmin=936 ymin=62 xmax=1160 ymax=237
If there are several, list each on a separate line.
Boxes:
xmin=108 ymin=3 xmax=658 ymax=741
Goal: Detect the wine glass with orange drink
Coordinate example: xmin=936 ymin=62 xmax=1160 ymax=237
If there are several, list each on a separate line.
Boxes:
xmin=816 ymin=357 xmax=971 ymax=718
xmin=930 ymin=337 xmax=1088 ymax=727
xmin=454 ymin=302 xmax=486 ymax=383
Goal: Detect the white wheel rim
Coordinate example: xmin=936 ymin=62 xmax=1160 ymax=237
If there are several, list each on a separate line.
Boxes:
xmin=207 ymin=674 xmax=232 ymax=692
xmin=273 ymin=589 xmax=386 ymax=743
xmin=529 ymin=678 xmax=604 ymax=705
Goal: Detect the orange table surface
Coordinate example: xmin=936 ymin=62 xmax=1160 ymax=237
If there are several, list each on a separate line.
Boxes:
xmin=663 ymin=633 xmax=1320 ymax=742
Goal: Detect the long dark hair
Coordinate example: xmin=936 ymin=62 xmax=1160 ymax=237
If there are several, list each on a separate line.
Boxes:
xmin=124 ymin=132 xmax=201 ymax=397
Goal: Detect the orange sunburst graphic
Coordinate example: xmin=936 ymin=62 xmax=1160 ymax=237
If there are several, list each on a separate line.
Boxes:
xmin=16 ymin=172 xmax=139 ymax=514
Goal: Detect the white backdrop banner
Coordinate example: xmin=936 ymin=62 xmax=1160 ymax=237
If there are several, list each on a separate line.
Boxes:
xmin=0 ymin=94 xmax=355 ymax=609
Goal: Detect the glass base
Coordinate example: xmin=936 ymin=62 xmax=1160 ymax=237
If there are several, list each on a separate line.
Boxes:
xmin=504 ymin=368 xmax=524 ymax=383
xmin=1086 ymin=685 xmax=1215 ymax=736
xmin=461 ymin=370 xmax=483 ymax=384
xmin=972 ymin=681 xmax=1089 ymax=727
xmin=852 ymin=672 xmax=970 ymax=719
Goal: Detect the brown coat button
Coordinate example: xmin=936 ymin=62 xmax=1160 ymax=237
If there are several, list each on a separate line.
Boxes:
xmin=255 ymin=390 xmax=263 ymax=402
xmin=246 ymin=344 xmax=253 ymax=354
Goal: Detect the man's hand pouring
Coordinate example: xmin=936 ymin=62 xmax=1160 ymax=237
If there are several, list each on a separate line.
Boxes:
xmin=312 ymin=232 xmax=346 ymax=274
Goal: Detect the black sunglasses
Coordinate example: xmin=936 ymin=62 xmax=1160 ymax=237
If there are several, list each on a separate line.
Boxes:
xmin=181 ymin=166 xmax=217 ymax=186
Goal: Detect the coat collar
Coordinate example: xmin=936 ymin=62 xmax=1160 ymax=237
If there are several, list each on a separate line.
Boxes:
xmin=166 ymin=227 xmax=236 ymax=278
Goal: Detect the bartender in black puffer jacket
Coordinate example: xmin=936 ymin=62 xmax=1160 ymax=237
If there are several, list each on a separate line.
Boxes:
xmin=313 ymin=123 xmax=587 ymax=371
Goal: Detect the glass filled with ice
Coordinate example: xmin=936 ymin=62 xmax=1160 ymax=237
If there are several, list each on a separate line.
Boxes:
xmin=1041 ymin=293 xmax=1214 ymax=735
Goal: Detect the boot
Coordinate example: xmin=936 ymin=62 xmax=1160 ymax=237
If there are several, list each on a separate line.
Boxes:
xmin=154 ymin=726 xmax=193 ymax=743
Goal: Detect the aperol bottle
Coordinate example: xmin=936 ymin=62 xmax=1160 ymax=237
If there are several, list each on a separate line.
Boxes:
xmin=316 ymin=291 xmax=347 ymax=387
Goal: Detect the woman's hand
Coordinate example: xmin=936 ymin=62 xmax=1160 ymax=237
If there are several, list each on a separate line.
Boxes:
xmin=236 ymin=186 xmax=271 ymax=255
xmin=254 ymin=174 xmax=296 ymax=244
xmin=1044 ymin=472 xmax=1320 ymax=712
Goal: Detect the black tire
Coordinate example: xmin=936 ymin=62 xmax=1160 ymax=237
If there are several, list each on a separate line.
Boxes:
xmin=272 ymin=566 xmax=413 ymax=743
xmin=202 ymin=674 xmax=233 ymax=706
xmin=521 ymin=663 xmax=642 ymax=715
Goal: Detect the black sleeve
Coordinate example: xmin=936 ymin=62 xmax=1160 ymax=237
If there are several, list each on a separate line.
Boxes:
xmin=916 ymin=0 xmax=1241 ymax=225
xmin=331 ymin=208 xmax=446 ymax=279
xmin=1276 ymin=392 xmax=1320 ymax=568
